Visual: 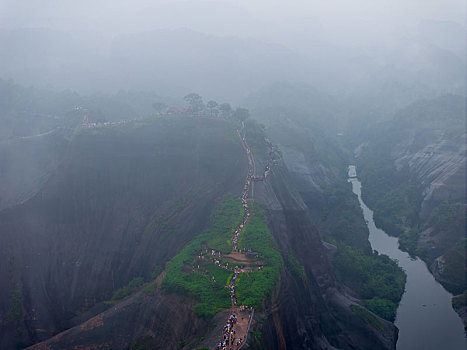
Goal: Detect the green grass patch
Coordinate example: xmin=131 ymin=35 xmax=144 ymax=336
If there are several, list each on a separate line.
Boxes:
xmin=162 ymin=196 xmax=282 ymax=316
xmin=161 ymin=194 xmax=243 ymax=318
xmin=235 ymin=202 xmax=282 ymax=310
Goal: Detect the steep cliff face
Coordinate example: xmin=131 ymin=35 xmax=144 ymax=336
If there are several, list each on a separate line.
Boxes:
xmin=231 ymin=98 xmax=398 ymax=348
xmin=0 ymin=116 xmax=247 ymax=349
xmin=250 ymin=164 xmax=397 ymax=350
xmin=26 ymin=281 xmax=211 ymax=350
xmin=391 ymin=124 xmax=465 ymax=289
xmin=242 ymin=115 xmax=397 ymax=349
xmin=389 ymin=96 xmax=466 ymax=220
xmin=355 ymin=94 xmax=466 ymax=301
xmin=0 ymin=129 xmax=71 ymax=210
xmin=1 ymin=112 xmax=401 ymax=350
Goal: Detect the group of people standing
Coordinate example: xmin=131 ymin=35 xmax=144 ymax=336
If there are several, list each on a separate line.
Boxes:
xmin=215 ymin=313 xmax=243 ymax=349
xmin=214 ymin=306 xmax=252 ymax=350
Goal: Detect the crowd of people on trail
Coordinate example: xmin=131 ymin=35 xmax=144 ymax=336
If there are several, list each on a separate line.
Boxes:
xmin=191 ymin=262 xmax=217 ymax=283
xmin=231 ymin=131 xmax=255 ymax=252
xmin=81 ymin=113 xmax=143 ymax=129
xmin=229 ymin=268 xmax=238 ymax=304
xmin=214 ymin=309 xmax=253 ymax=350
xmin=193 ymin=249 xmax=233 ymax=273
xmin=252 ymin=138 xmax=279 ymax=181
xmin=213 ymin=129 xmax=257 ymax=350
xmin=212 ymin=127 xmax=280 ymax=350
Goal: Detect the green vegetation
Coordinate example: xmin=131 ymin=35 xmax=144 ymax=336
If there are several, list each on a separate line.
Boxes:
xmin=106 ymin=277 xmax=145 ymax=304
xmin=251 ymin=330 xmax=262 ymax=342
xmin=350 ymin=304 xmax=383 ymax=331
xmin=452 ymin=290 xmax=467 ymax=310
xmin=162 ymin=195 xmax=243 ymax=318
xmin=142 ymin=283 xmax=157 ymax=296
xmin=318 ymin=172 xmax=406 ymax=322
xmin=204 ymin=198 xmax=244 ymax=253
xmin=399 ymin=229 xmax=420 ymax=255
xmin=372 ymin=184 xmax=420 ymax=237
xmin=334 ymin=246 xmax=406 ymax=321
xmin=363 ymin=298 xmax=397 ymax=322
xmin=285 ymin=251 xmax=306 ymax=283
xmin=426 ymin=201 xmax=464 ymax=234
xmin=151 ymin=264 xmax=163 ymax=280
xmin=357 ymin=147 xmax=420 ymax=237
xmin=323 ymin=180 xmax=370 ymax=251
xmin=236 ymin=202 xmax=282 ymax=310
xmin=142 ymin=265 xmax=163 ymax=295
xmin=440 ymin=239 xmax=467 ymax=293
xmin=420 ymin=201 xmax=465 ymax=293
xmin=356 ymin=109 xmax=465 ymax=292
xmin=355 ymin=96 xmax=465 ymax=258
xmin=162 ymin=196 xmax=282 ymax=316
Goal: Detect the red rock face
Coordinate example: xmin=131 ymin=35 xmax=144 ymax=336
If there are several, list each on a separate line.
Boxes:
xmin=80 ymin=315 xmax=104 ymax=331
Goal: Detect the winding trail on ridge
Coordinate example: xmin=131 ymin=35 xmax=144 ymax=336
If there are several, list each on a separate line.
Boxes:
xmin=212 ymin=128 xmax=257 ymax=350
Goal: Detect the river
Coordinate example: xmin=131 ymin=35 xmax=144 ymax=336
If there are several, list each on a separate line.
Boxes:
xmin=348 ymin=165 xmax=466 ymax=350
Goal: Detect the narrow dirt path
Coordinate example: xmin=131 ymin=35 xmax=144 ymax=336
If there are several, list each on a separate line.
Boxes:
xmin=212 ymin=126 xmax=280 ymax=350
xmin=213 ymin=128 xmax=256 ymax=350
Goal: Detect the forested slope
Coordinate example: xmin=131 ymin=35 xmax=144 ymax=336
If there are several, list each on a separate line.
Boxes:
xmin=353 ymin=94 xmax=466 ymax=323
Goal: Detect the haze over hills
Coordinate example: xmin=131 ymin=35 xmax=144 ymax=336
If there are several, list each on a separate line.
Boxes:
xmin=0 ymin=16 xmax=464 ymax=102
xmin=353 ymin=95 xmax=466 ymax=293
xmin=0 ymin=1 xmax=466 ymax=349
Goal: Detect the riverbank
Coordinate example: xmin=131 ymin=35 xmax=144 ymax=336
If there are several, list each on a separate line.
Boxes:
xmin=349 ymin=165 xmax=466 ymax=350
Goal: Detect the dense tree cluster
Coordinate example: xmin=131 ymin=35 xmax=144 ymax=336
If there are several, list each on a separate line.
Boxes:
xmin=151 ymin=92 xmax=250 ymax=122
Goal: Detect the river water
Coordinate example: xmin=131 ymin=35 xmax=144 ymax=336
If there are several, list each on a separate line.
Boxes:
xmin=348 ymin=165 xmax=466 ymax=350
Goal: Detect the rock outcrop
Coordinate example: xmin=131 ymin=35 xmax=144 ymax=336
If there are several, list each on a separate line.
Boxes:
xmin=248 ymin=143 xmax=397 ymax=349
xmin=1 ymin=114 xmax=399 ymax=350
xmin=0 ymin=117 xmax=247 ymax=349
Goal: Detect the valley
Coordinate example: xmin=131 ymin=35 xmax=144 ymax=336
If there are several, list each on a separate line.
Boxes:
xmin=1 ymin=3 xmax=465 ymax=349
xmin=0 ymin=84 xmax=464 ymax=350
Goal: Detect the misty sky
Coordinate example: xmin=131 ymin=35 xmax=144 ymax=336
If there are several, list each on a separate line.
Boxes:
xmin=0 ymin=0 xmax=464 ymax=98
xmin=1 ymin=0 xmax=465 ymax=43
